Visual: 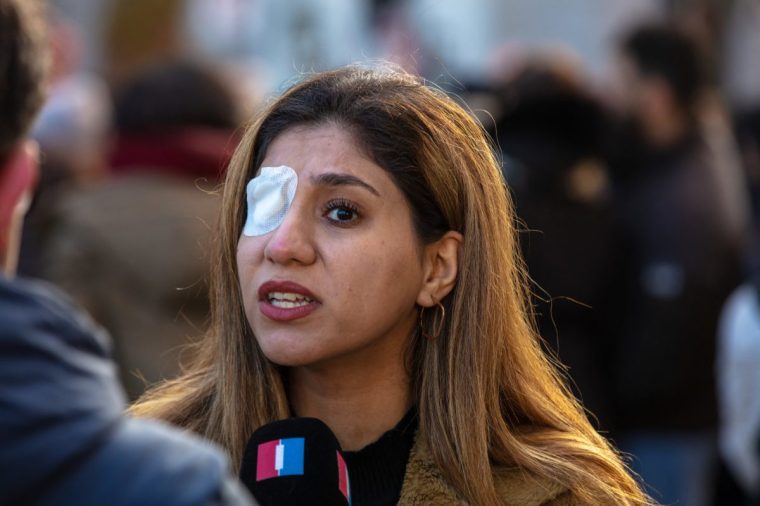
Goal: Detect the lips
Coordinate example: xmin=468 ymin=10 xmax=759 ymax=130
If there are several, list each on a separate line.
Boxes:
xmin=257 ymin=280 xmax=320 ymax=321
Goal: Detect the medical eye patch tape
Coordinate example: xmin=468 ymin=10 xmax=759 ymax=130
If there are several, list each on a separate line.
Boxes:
xmin=243 ymin=165 xmax=298 ymax=236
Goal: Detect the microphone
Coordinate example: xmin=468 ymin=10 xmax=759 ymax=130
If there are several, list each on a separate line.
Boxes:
xmin=240 ymin=418 xmax=351 ymax=506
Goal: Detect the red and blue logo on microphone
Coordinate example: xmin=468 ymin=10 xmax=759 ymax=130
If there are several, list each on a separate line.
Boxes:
xmin=336 ymin=450 xmax=351 ymax=503
xmin=256 ymin=437 xmax=305 ymax=481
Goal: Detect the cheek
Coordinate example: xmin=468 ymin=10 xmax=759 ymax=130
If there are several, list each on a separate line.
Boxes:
xmin=236 ymin=237 xmax=265 ymax=294
xmin=330 ymin=235 xmax=423 ymax=309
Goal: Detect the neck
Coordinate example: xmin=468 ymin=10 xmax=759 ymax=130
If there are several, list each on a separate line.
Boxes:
xmin=287 ymin=351 xmax=412 ymax=451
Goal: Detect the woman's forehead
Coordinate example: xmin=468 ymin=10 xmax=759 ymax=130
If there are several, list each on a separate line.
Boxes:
xmin=263 ymin=124 xmax=359 ymax=161
xmin=255 ymin=124 xmax=392 ymax=190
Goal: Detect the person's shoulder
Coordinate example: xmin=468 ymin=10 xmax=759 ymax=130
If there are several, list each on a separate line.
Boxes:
xmin=399 ymin=434 xmax=577 ymax=505
xmin=493 ymin=466 xmax=579 ymax=505
xmin=0 ymin=275 xmax=122 ymax=428
xmin=0 ymin=277 xmax=122 ymax=503
xmin=1 ymin=274 xmax=75 ymax=310
xmin=0 ymin=277 xmax=253 ymax=505
xmin=398 ymin=434 xmax=461 ymax=505
xmin=51 ymin=416 xmax=255 ymax=505
xmin=0 ymin=275 xmax=110 ymax=355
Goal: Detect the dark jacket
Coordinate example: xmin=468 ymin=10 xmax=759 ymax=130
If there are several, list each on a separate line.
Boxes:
xmin=611 ymin=132 xmax=743 ymax=430
xmin=515 ymin=187 xmax=621 ymax=431
xmin=0 ymin=276 xmax=254 ymax=506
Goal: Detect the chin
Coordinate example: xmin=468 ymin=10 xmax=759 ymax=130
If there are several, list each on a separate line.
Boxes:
xmin=256 ymin=340 xmax=320 ymax=368
xmin=263 ymin=354 xmax=308 ymax=368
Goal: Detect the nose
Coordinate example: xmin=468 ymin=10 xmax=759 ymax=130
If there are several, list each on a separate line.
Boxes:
xmin=262 ymin=202 xmax=317 ymax=266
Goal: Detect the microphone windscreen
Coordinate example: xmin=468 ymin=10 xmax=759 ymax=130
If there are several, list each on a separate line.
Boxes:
xmin=240 ymin=418 xmax=351 ymax=506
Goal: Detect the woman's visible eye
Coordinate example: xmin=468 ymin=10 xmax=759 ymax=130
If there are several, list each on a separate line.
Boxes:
xmin=323 ymin=199 xmax=360 ymax=226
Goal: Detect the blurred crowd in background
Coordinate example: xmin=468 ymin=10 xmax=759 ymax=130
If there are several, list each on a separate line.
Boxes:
xmin=17 ymin=0 xmax=760 ymax=505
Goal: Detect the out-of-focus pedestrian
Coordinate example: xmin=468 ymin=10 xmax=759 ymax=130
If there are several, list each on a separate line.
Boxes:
xmin=715 ymin=108 xmax=760 ymax=506
xmin=41 ymin=60 xmax=241 ymax=399
xmin=607 ymin=22 xmax=746 ymax=506
xmin=492 ymin=61 xmax=620 ymax=432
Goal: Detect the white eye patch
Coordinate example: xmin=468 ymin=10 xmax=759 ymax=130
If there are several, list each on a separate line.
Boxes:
xmin=242 ymin=165 xmax=298 ymax=236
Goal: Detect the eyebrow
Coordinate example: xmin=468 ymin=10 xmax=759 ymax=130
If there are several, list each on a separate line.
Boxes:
xmin=310 ymin=172 xmax=381 ymax=197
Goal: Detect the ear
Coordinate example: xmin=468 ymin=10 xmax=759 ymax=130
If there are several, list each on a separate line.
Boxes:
xmin=416 ymin=231 xmax=463 ymax=307
xmin=0 ymin=140 xmax=39 ymax=276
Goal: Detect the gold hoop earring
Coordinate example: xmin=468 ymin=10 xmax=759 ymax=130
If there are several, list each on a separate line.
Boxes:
xmin=419 ymin=301 xmax=446 ymax=340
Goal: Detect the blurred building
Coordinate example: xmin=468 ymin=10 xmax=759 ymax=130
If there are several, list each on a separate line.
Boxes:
xmin=50 ymin=0 xmax=672 ymax=90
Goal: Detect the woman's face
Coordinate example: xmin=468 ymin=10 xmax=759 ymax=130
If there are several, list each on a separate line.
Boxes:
xmin=237 ymin=123 xmax=427 ymax=369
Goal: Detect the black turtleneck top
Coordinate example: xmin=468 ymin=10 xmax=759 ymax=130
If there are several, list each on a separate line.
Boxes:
xmin=342 ymin=408 xmax=418 ymax=506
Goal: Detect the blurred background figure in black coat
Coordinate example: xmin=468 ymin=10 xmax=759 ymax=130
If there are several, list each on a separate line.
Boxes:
xmin=605 ymin=22 xmax=748 ymax=506
xmin=491 ymin=60 xmax=620 ymax=433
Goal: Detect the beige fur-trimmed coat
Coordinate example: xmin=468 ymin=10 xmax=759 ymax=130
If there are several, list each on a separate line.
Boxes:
xmin=398 ymin=438 xmax=581 ymax=505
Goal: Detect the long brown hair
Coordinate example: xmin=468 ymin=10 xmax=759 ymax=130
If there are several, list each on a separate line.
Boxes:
xmin=131 ymin=65 xmax=650 ymax=505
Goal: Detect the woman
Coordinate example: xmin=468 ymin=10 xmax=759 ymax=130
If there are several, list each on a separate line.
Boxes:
xmin=131 ymin=65 xmax=650 ymax=505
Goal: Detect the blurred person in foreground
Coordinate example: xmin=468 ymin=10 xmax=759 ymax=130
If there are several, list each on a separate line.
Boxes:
xmin=0 ymin=0 xmax=254 ymax=504
xmin=608 ymin=22 xmax=746 ymax=506
xmin=493 ymin=62 xmax=621 ymax=433
xmin=131 ymin=64 xmax=652 ymax=505
xmin=41 ymin=60 xmax=240 ymax=399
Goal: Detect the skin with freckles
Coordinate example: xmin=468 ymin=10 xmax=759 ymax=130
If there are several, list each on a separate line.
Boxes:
xmin=237 ymin=123 xmax=429 ymax=370
xmin=236 ymin=123 xmax=461 ymax=449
